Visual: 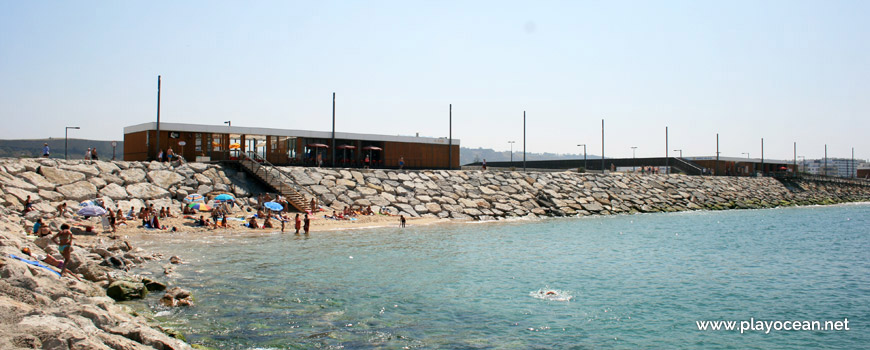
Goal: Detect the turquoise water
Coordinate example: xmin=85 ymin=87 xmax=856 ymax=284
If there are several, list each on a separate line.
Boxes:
xmin=133 ymin=204 xmax=870 ymax=349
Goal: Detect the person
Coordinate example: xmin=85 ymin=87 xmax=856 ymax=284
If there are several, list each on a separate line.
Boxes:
xmin=85 ymin=148 xmax=92 ymax=160
xmin=310 ymin=198 xmax=317 ymax=212
xmin=221 ymin=215 xmax=228 ymax=228
xmin=57 ymin=202 xmax=68 ymax=215
xmin=50 ymin=224 xmax=73 ymax=276
xmin=42 ymin=143 xmax=50 ymax=158
xmin=364 ymin=155 xmax=370 ymax=169
xmin=248 ymin=216 xmax=259 ymax=229
xmin=365 ymin=205 xmax=373 ymax=215
xmin=303 ymin=213 xmax=310 ymax=234
xmin=151 ymin=214 xmax=161 ymax=230
xmin=32 ymin=218 xmax=43 ymax=235
xmin=280 ymin=216 xmax=285 ymax=233
xmin=196 ymin=216 xmax=206 ymax=227
xmin=167 ymin=148 xmax=174 ymax=162
xmin=157 ymin=149 xmax=164 ymax=162
xmin=126 ymin=207 xmax=135 ymax=220
xmin=91 ymin=148 xmax=98 ymax=160
xmin=399 ymin=156 xmax=404 ymax=170
xmin=115 ymin=209 xmax=126 ymax=224
xmin=38 ymin=224 xmax=51 ymax=237
xmin=107 ymin=210 xmax=116 ymax=234
xmin=482 ymin=159 xmax=487 ymax=171
xmin=263 ymin=216 xmax=273 ymax=229
xmin=23 ymin=195 xmax=33 ymax=213
xmin=316 ymin=153 xmax=323 ymax=167
xmin=399 ymin=215 xmax=406 ymax=228
xmin=294 ymin=213 xmax=301 ymax=234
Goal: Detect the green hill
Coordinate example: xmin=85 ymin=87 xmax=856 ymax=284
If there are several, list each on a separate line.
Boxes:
xmin=0 ymin=139 xmax=123 ymax=160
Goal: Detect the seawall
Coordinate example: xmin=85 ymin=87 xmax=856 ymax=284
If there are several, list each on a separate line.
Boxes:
xmin=281 ymin=167 xmax=870 ymax=220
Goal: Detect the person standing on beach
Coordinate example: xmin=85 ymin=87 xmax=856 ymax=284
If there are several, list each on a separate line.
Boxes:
xmin=399 ymin=156 xmax=404 ymax=170
xmin=303 ymin=213 xmax=310 ymax=234
xmin=310 ymin=198 xmax=316 ymax=212
xmin=42 ymin=143 xmax=50 ymax=158
xmin=482 ymin=159 xmax=487 ymax=171
xmin=91 ymin=148 xmax=98 ymax=160
xmin=50 ymin=224 xmax=73 ymax=276
xmin=84 ymin=148 xmax=91 ymax=160
xmin=295 ymin=213 xmax=301 ymax=234
xmin=399 ymin=215 xmax=406 ymax=228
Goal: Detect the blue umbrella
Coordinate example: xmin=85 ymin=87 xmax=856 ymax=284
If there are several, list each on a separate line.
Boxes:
xmin=78 ymin=206 xmax=107 ymax=217
xmin=214 ymin=194 xmax=235 ymax=202
xmin=264 ymin=201 xmax=283 ymax=212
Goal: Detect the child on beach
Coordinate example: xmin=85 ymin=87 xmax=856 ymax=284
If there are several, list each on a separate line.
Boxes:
xmin=400 ymin=215 xmax=406 ymax=228
xmin=50 ymin=224 xmax=73 ymax=276
xmin=295 ymin=213 xmax=301 ymax=234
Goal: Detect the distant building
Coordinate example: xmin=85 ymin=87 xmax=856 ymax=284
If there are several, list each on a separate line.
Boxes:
xmin=800 ymin=158 xmax=862 ymax=178
xmin=123 ymin=122 xmax=460 ymax=169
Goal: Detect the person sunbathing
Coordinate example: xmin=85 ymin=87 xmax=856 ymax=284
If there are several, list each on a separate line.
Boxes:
xmin=248 ymin=216 xmax=259 ymax=229
xmin=263 ymin=216 xmax=274 ymax=229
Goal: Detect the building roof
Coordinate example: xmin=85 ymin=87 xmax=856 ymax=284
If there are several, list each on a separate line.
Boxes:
xmin=685 ymin=156 xmax=794 ymax=164
xmin=124 ymin=122 xmax=459 ymax=146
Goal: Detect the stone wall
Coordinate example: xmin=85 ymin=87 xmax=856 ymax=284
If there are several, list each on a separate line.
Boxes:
xmin=0 ymin=158 xmax=267 ymax=232
xmin=281 ymin=167 xmax=870 ymax=220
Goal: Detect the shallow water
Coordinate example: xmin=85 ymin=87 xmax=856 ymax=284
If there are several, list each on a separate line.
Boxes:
xmin=131 ymin=204 xmax=870 ymax=349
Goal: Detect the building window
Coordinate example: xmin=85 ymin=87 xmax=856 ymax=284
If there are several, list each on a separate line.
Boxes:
xmin=195 ymin=133 xmax=202 ymax=152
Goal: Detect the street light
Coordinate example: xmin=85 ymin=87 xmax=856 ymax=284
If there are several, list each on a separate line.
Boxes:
xmin=577 ymin=144 xmax=587 ymax=171
xmin=508 ymin=141 xmax=515 ymax=164
xmin=798 ymin=156 xmax=806 ymax=173
xmin=742 ymin=152 xmax=749 ymax=159
xmin=673 ymin=149 xmax=683 ymax=158
xmin=631 ymin=146 xmax=637 ymax=171
xmin=224 ymin=121 xmax=231 ymax=127
xmin=65 ymin=126 xmax=80 ymax=160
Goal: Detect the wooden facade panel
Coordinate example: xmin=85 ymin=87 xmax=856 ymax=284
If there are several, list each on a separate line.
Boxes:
xmin=123 ymin=131 xmax=149 ymax=161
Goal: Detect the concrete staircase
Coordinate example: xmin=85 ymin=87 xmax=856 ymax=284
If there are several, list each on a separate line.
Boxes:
xmin=238 ymin=152 xmax=310 ymax=212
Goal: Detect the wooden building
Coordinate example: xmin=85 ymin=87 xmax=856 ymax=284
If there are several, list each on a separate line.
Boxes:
xmin=123 ymin=122 xmax=460 ymax=169
xmin=686 ymin=156 xmax=797 ymax=176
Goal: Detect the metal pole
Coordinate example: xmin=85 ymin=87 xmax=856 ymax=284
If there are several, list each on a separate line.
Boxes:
xmin=65 ymin=128 xmax=68 ymax=160
xmin=631 ymin=146 xmax=637 ymax=171
xmin=448 ymin=104 xmax=452 ymax=170
xmin=793 ymin=142 xmax=796 ymax=177
xmin=716 ymin=133 xmax=719 ymax=176
xmin=665 ymin=126 xmax=669 ymax=174
xmin=509 ymin=141 xmax=515 ymax=164
xmin=824 ymin=144 xmax=827 ymax=176
xmin=523 ymin=111 xmax=526 ymax=172
xmin=852 ymin=147 xmax=855 ymax=178
xmin=577 ymin=144 xmax=586 ymax=171
xmin=601 ymin=119 xmax=605 ymax=173
xmin=331 ymin=92 xmax=336 ymax=167
xmin=761 ymin=139 xmax=768 ymax=174
xmin=156 ymin=75 xmax=161 ymax=161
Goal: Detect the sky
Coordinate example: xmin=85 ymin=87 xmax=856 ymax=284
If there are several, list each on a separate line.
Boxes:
xmin=1 ymin=1 xmax=868 ymax=160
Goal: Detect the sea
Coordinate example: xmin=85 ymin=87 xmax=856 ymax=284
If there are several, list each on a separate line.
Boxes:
xmin=130 ymin=203 xmax=870 ymax=349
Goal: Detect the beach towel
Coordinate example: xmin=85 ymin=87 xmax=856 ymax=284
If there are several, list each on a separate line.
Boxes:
xmin=9 ymin=254 xmax=61 ymax=277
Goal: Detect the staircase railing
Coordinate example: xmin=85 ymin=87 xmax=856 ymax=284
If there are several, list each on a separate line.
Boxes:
xmin=672 ymin=157 xmax=704 ymax=175
xmin=239 ymin=151 xmax=310 ymax=209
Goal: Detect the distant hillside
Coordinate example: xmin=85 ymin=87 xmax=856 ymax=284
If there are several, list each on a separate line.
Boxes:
xmin=459 ymin=147 xmax=600 ymax=165
xmin=0 ymin=139 xmax=123 ymax=160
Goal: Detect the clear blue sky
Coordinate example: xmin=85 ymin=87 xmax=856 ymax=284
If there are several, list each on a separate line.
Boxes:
xmin=1 ymin=1 xmax=868 ymax=160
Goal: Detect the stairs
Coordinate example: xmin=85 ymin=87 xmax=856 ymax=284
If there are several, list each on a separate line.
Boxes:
xmin=238 ymin=152 xmax=310 ymax=212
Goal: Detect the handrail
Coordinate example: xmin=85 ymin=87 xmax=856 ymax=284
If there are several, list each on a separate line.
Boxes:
xmin=239 ymin=151 xmax=309 ymax=201
xmin=793 ymin=173 xmax=870 ymax=187
xmin=672 ymin=157 xmax=703 ymax=175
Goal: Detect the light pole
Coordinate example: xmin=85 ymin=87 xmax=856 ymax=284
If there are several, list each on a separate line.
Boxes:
xmin=65 ymin=126 xmax=80 ymax=160
xmin=742 ymin=152 xmax=749 ymax=159
xmin=798 ymin=156 xmax=805 ymax=173
xmin=673 ymin=149 xmax=683 ymax=158
xmin=508 ymin=141 xmax=515 ymax=164
xmin=631 ymin=146 xmax=637 ymax=171
xmin=577 ymin=144 xmax=586 ymax=171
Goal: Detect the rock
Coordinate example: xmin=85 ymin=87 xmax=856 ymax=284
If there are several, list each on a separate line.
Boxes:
xmin=169 ymin=256 xmax=183 ymax=264
xmin=119 ymin=168 xmax=147 ymax=184
xmin=0 ymin=172 xmax=38 ymax=191
xmin=39 ymin=166 xmax=87 ymax=185
xmin=88 ymin=176 xmax=108 ymax=189
xmin=125 ymin=183 xmax=170 ymax=200
xmin=161 ymin=286 xmax=194 ymax=307
xmin=59 ymin=163 xmax=100 ymax=177
xmin=425 ymin=202 xmax=442 ymax=214
xmin=106 ymin=281 xmax=148 ymax=301
xmin=142 ymin=277 xmax=167 ymax=291
xmin=193 ymin=173 xmax=212 ymax=185
xmin=56 ymin=181 xmax=98 ymax=202
xmin=18 ymin=171 xmax=56 ymax=191
xmin=147 ymin=170 xmax=185 ymax=188
xmin=99 ymin=183 xmax=129 ymax=200
xmin=5 ymin=186 xmax=41 ymax=203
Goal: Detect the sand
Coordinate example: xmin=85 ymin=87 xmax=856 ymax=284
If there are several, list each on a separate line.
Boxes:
xmin=64 ymin=212 xmax=452 ymax=243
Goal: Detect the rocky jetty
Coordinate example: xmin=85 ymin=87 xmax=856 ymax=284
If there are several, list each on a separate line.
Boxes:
xmin=282 ymin=167 xmax=870 ymax=220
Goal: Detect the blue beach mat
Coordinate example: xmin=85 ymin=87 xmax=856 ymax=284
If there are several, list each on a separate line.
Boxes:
xmin=9 ymin=254 xmax=61 ymax=277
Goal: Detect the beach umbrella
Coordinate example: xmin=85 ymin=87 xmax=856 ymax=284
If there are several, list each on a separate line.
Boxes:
xmin=188 ymin=202 xmax=212 ymax=211
xmin=229 ymin=143 xmax=241 ymax=150
xmin=264 ymin=201 xmax=283 ymax=212
xmin=362 ymin=146 xmax=383 ymax=166
xmin=183 ymin=194 xmax=205 ymax=203
xmin=78 ymin=206 xmax=107 ymax=217
xmin=214 ymin=194 xmax=235 ymax=202
xmin=80 ymin=200 xmax=97 ymax=207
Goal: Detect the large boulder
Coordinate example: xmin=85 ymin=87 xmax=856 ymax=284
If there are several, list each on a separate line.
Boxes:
xmin=93 ymin=161 xmax=121 ymax=174
xmin=5 ymin=187 xmax=41 ymax=203
xmin=106 ymin=281 xmax=147 ymax=301
xmin=126 ymin=183 xmax=170 ymax=200
xmin=55 ymin=181 xmax=98 ymax=202
xmin=99 ymin=183 xmax=129 ymax=200
xmin=187 ymin=162 xmax=209 ymax=173
xmin=119 ymin=168 xmax=147 ymax=184
xmin=17 ymin=171 xmax=56 ymax=191
xmin=59 ymin=163 xmax=99 ymax=177
xmin=39 ymin=166 xmax=86 ymax=185
xmin=0 ymin=172 xmax=38 ymax=191
xmin=147 ymin=170 xmax=184 ymax=188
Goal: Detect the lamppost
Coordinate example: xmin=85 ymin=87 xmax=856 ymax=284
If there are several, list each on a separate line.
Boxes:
xmin=577 ymin=144 xmax=586 ymax=171
xmin=631 ymin=146 xmax=637 ymax=171
xmin=65 ymin=126 xmax=80 ymax=160
xmin=798 ymin=156 xmax=806 ymax=173
xmin=508 ymin=141 xmax=515 ymax=164
xmin=673 ymin=149 xmax=683 ymax=158
xmin=742 ymin=152 xmax=749 ymax=159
